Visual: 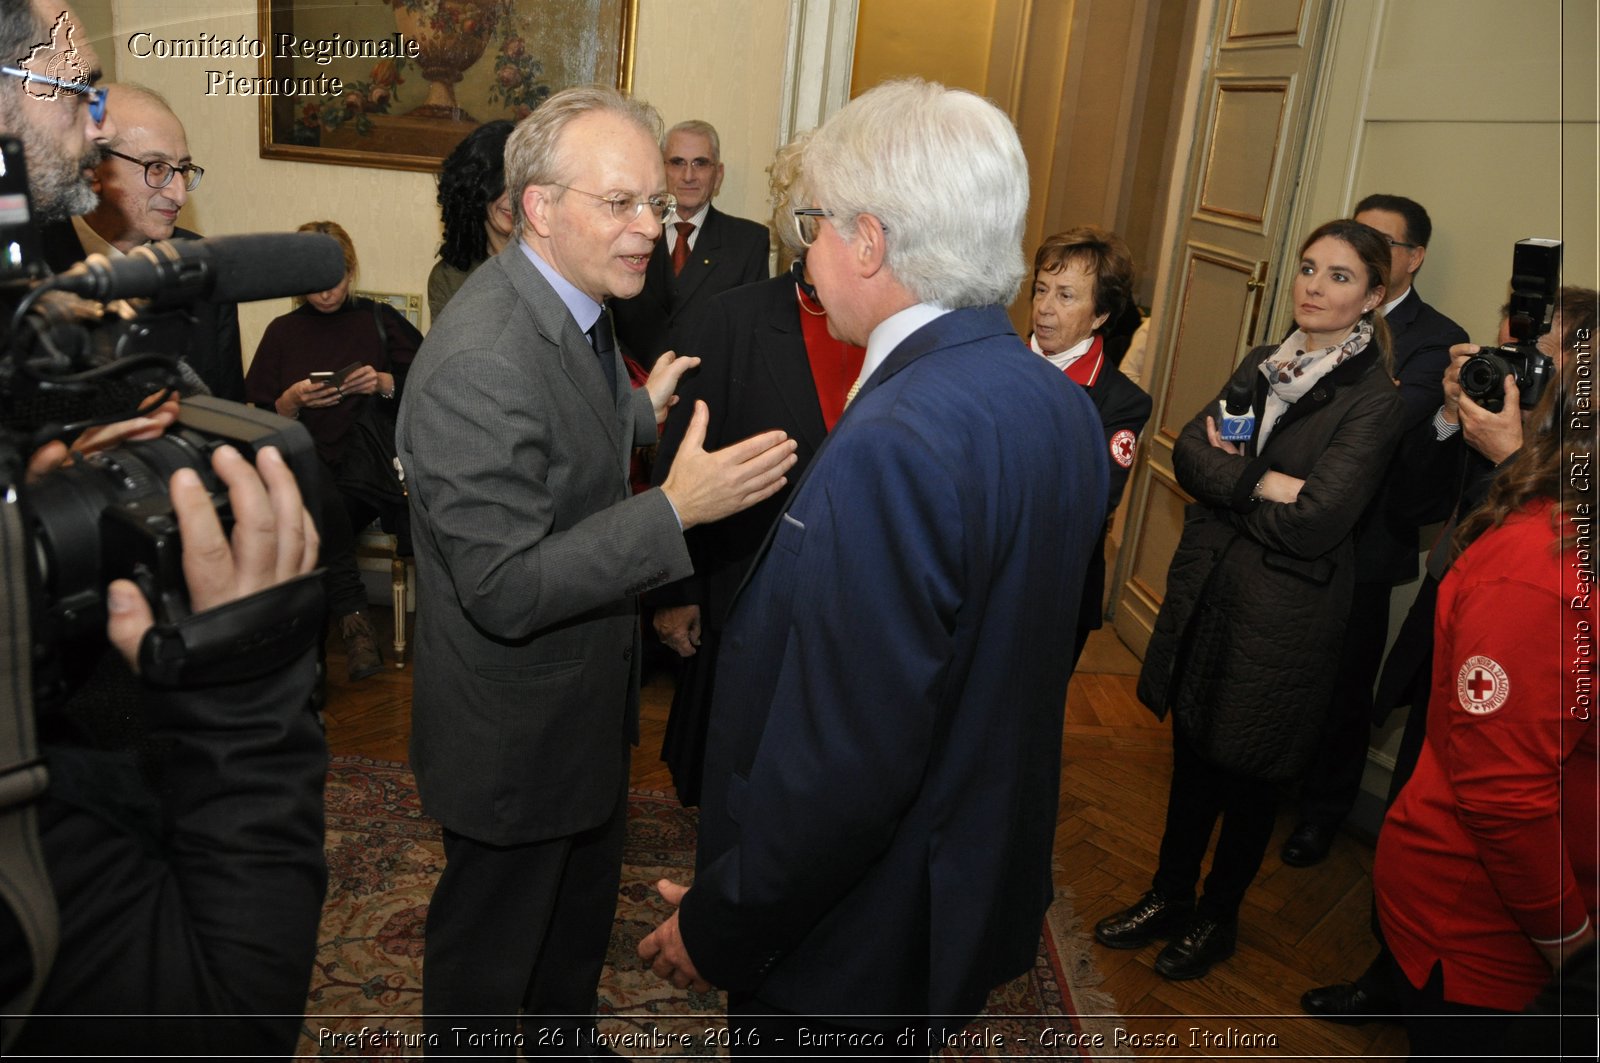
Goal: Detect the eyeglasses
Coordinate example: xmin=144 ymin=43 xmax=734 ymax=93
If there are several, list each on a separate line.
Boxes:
xmin=0 ymin=65 xmax=107 ymax=125
xmin=553 ymin=185 xmax=676 ymax=224
xmin=665 ymin=156 xmax=716 ymax=173
xmin=105 ymin=148 xmax=204 ymax=191
xmin=792 ymin=207 xmax=890 ymax=249
xmin=1384 ymin=238 xmax=1420 ymax=250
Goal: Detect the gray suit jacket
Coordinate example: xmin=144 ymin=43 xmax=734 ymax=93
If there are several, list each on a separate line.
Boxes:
xmin=395 ymin=241 xmax=691 ymax=845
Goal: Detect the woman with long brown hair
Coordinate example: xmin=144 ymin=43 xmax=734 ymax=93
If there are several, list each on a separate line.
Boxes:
xmin=1096 ymin=219 xmax=1405 ymax=980
xmin=1374 ymin=290 xmax=1598 ymax=1057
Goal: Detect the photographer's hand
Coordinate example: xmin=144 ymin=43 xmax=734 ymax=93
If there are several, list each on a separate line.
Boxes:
xmin=1458 ymin=373 xmax=1524 ymax=465
xmin=1440 ymin=343 xmax=1478 ymax=425
xmin=106 ymin=445 xmax=319 ymax=671
xmin=23 ymin=395 xmax=181 ymax=484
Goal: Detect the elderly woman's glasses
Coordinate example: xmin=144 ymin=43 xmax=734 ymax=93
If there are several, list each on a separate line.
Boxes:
xmin=0 ymin=66 xmax=107 ymax=124
xmin=104 ymin=148 xmax=204 ymax=191
xmin=554 ymin=185 xmax=676 ymax=224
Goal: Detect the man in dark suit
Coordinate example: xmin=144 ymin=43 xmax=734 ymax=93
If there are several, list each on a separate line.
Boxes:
xmin=36 ymin=84 xmax=243 ymax=401
xmin=637 ymin=79 xmax=1109 ymax=1056
xmin=609 ymin=119 xmax=769 ymax=367
xmin=1280 ymin=193 xmax=1470 ymax=873
xmin=395 ymin=86 xmax=796 ymax=1057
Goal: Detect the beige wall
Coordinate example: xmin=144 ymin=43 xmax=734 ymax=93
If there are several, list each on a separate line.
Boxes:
xmin=90 ymin=0 xmax=789 ymax=362
xmin=1291 ymin=0 xmax=1597 ymax=342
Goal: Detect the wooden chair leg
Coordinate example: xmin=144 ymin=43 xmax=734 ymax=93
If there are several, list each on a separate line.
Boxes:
xmin=390 ymin=557 xmax=407 ymax=665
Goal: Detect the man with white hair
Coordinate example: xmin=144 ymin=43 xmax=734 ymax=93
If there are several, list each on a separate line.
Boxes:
xmin=638 ymin=79 xmax=1109 ymax=1054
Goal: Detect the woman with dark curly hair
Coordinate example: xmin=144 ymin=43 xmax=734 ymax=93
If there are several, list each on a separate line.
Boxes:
xmin=428 ymin=120 xmax=515 ymax=320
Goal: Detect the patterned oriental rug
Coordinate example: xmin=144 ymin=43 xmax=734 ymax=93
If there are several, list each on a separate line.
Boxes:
xmin=299 ymin=756 xmax=1119 ymax=1059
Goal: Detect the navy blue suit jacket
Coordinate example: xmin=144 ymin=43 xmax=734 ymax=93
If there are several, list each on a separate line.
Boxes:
xmin=678 ymin=304 xmax=1108 ymax=1021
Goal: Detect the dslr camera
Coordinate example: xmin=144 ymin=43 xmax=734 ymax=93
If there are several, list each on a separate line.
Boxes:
xmin=0 ymin=135 xmax=344 ymax=708
xmin=1459 ymin=238 xmax=1561 ymax=414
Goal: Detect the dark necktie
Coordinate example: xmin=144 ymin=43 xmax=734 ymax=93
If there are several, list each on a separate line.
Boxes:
xmin=671 ymin=221 xmax=694 ymax=277
xmin=586 ymin=308 xmax=618 ymax=394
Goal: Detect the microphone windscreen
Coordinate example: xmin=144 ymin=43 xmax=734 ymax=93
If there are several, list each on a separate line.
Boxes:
xmin=199 ymin=233 xmax=347 ymax=304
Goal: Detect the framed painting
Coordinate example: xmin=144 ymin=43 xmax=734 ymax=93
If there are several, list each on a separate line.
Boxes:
xmin=257 ymin=0 xmax=638 ymax=173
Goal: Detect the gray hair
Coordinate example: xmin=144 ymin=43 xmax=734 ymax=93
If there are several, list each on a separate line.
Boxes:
xmin=804 ymin=78 xmax=1028 ymax=309
xmin=504 ymin=85 xmax=663 ymax=234
xmin=663 ymin=118 xmax=720 ymax=162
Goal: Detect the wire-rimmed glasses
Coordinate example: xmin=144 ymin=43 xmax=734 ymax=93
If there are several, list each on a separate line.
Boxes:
xmin=554 ymin=185 xmax=676 ymax=224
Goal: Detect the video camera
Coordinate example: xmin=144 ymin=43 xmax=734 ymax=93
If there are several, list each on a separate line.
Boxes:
xmin=0 ymin=135 xmax=345 ymax=707
xmin=1459 ymin=238 xmax=1562 ymax=414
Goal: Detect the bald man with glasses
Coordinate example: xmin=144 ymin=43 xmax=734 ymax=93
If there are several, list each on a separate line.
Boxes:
xmin=38 ymin=83 xmax=244 ymax=400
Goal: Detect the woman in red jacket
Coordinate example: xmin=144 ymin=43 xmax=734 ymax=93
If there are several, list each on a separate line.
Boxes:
xmin=1375 ymin=294 xmax=1598 ymax=1057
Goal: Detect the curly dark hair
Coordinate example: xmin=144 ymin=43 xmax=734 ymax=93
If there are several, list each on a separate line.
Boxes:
xmin=436 ymin=120 xmax=514 ymax=271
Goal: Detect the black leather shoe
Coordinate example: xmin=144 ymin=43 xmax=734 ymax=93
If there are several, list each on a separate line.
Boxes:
xmin=1094 ymin=891 xmax=1195 ymax=950
xmin=1281 ymin=821 xmax=1335 ymax=867
xmin=1301 ymin=980 xmax=1401 ymax=1025
xmin=1153 ymin=914 xmax=1237 ymax=980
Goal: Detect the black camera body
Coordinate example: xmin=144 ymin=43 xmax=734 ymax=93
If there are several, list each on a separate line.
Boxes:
xmin=1460 ymin=238 xmax=1561 ymax=414
xmin=0 ymin=135 xmax=343 ymax=705
xmin=14 ymin=396 xmax=323 ymax=703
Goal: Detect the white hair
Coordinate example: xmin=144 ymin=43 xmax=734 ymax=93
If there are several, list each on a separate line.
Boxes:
xmin=803 ymin=79 xmax=1028 ymax=308
xmin=663 ymin=118 xmax=720 ymax=162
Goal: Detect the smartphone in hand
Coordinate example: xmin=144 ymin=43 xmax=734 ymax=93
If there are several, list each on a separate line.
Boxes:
xmin=308 ymin=361 xmax=363 ymax=388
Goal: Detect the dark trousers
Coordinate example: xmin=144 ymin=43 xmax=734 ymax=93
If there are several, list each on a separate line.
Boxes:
xmin=421 ymin=745 xmax=629 ymax=1059
xmin=311 ymin=458 xmax=379 ymax=618
xmin=1393 ymin=960 xmax=1517 ymax=1058
xmin=1152 ymin=726 xmax=1280 ymax=920
xmin=1297 ymin=579 xmax=1393 ymax=829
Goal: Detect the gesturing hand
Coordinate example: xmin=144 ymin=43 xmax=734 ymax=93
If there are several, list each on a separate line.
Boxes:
xmin=660 ymin=401 xmax=797 ymax=530
xmin=645 ymin=349 xmax=702 ymax=425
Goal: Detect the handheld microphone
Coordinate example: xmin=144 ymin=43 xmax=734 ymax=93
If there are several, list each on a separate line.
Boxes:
xmin=46 ymin=232 xmax=347 ymax=305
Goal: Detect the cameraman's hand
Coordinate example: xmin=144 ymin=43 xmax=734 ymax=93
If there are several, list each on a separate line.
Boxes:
xmin=24 ymin=394 xmax=181 ymax=485
xmin=1459 ymin=373 xmax=1524 ymax=465
xmin=106 ymin=445 xmax=319 ymax=672
xmin=1440 ymin=343 xmax=1479 ymax=425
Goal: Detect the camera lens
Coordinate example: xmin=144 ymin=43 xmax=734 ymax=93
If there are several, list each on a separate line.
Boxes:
xmin=1459 ymin=350 xmax=1511 ymax=404
xmin=24 ymin=430 xmax=222 ymax=637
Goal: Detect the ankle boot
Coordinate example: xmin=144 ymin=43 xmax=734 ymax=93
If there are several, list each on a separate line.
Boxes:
xmin=341 ymin=611 xmax=384 ymax=681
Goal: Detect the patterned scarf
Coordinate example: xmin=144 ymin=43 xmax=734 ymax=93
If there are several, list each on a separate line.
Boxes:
xmin=1258 ymin=318 xmax=1372 ymax=404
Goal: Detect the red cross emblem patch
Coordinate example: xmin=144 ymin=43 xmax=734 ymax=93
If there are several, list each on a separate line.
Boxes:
xmin=1457 ymin=655 xmax=1510 ymax=715
xmin=1110 ymin=429 xmax=1137 ymax=469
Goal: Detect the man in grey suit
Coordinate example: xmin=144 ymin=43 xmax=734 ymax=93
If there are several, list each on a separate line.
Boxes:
xmin=395 ymin=86 xmax=796 ymax=1057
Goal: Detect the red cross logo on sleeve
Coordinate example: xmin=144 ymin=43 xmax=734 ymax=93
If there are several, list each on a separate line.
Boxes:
xmin=1110 ymin=429 xmax=1137 ymax=469
xmin=1456 ymin=655 xmax=1510 ymax=715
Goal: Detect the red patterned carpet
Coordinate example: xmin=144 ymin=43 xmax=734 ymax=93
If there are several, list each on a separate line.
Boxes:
xmin=299 ymin=756 xmax=1116 ymax=1059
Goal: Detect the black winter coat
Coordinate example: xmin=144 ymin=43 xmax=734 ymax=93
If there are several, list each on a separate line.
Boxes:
xmin=1137 ymin=341 xmax=1404 ymax=782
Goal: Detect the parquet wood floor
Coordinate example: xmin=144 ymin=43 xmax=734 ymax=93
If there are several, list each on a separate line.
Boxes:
xmin=324 ymin=608 xmax=1410 ymax=1060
